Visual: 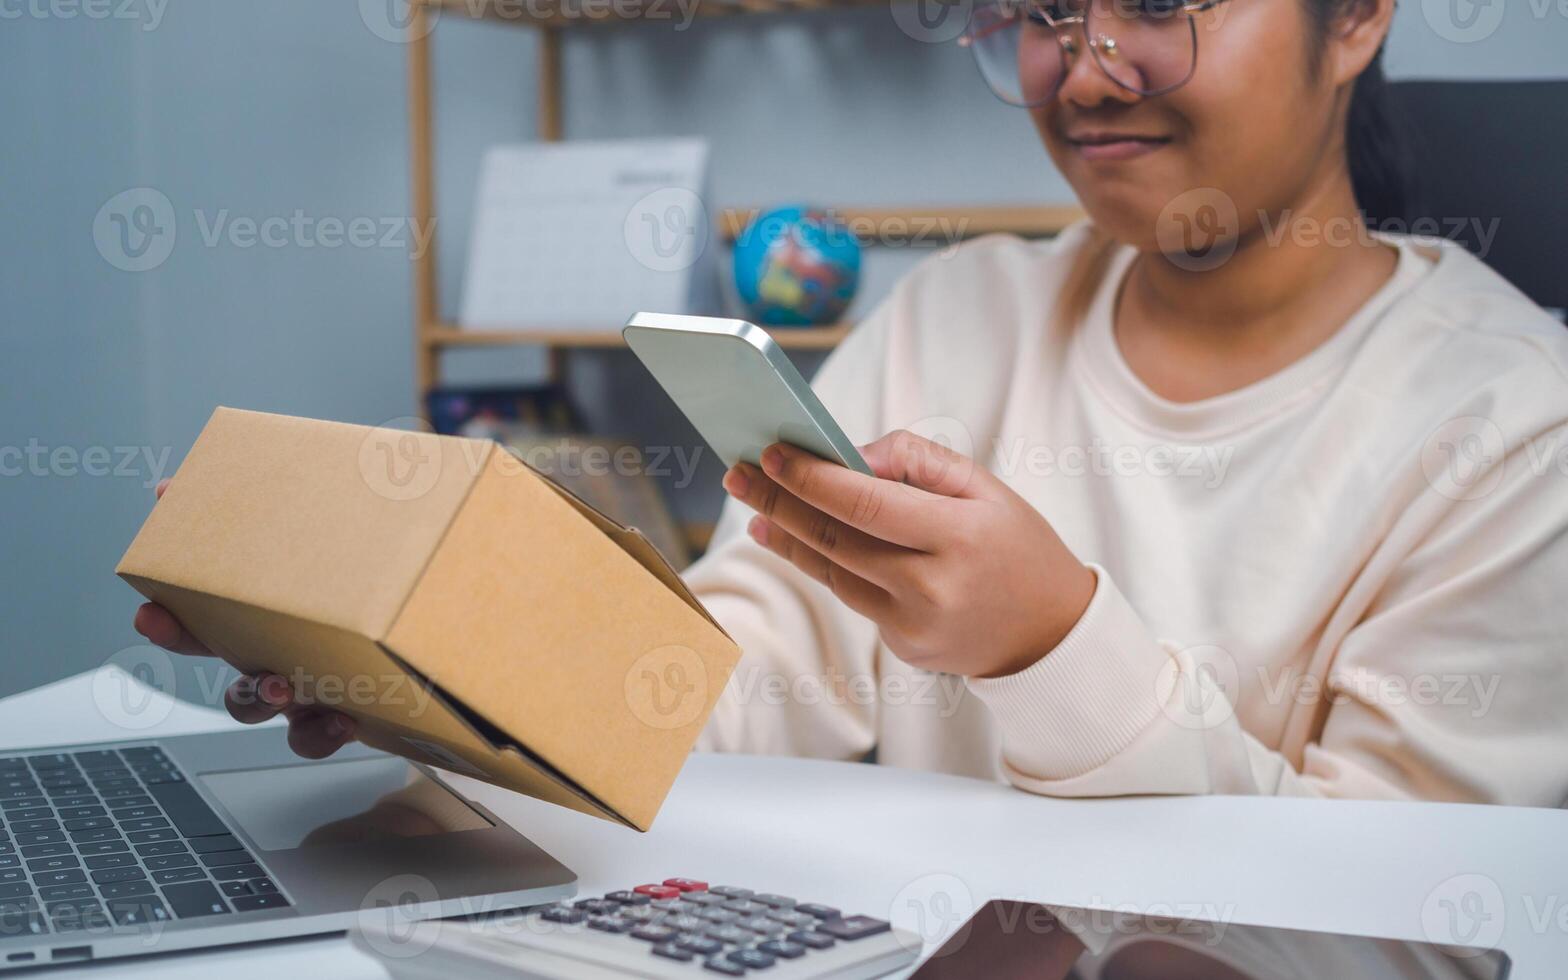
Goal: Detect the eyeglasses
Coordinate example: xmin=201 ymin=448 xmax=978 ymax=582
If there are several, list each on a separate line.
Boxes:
xmin=959 ymin=0 xmax=1234 ymax=107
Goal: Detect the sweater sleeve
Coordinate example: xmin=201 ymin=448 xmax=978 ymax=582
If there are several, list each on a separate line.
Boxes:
xmin=966 ymin=426 xmax=1568 ymax=806
xmin=685 ymin=304 xmax=893 ymax=759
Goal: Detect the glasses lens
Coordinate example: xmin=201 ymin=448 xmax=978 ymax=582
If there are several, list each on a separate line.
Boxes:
xmin=1085 ymin=0 xmax=1197 ymax=96
xmin=966 ymin=0 xmax=1067 ymax=107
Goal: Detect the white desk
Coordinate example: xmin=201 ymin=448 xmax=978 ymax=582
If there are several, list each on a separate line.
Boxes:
xmin=4 ymin=668 xmax=1564 ymax=978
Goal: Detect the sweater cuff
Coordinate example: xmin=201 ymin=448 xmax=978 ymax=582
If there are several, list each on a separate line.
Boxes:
xmin=964 ymin=565 xmax=1174 ymax=781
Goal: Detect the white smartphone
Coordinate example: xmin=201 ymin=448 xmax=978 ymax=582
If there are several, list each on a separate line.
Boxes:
xmin=623 ymin=312 xmax=873 ymax=476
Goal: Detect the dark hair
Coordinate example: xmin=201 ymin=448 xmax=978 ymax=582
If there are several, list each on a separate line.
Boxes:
xmin=1303 ymin=3 xmax=1412 ymax=227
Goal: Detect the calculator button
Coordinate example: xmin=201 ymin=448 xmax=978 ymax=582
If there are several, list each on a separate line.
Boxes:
xmin=739 ymin=915 xmax=784 ymax=935
xmin=539 ymin=905 xmax=587 ymax=924
xmin=695 ymin=908 xmax=739 ymax=924
xmin=722 ymin=899 xmax=767 ymax=914
xmin=619 ymin=905 xmax=662 ymax=923
xmin=788 ymin=929 xmax=836 ymax=950
xmin=702 ymin=957 xmax=746 ymax=976
xmin=702 ymin=924 xmax=751 ymax=944
xmin=634 ymin=884 xmax=680 ymax=901
xmin=767 ymin=909 xmax=816 ymax=928
xmin=758 ymin=939 xmax=807 ymax=959
xmin=650 ymin=942 xmax=694 ymax=962
xmin=630 ymin=924 xmax=677 ymax=943
xmin=795 ymin=903 xmax=839 ymax=919
xmin=752 ymin=893 xmax=795 ymax=909
xmin=587 ymin=915 xmax=634 ymax=933
xmin=605 ymin=890 xmax=650 ymax=906
xmin=662 ymin=913 xmax=705 ymax=933
xmin=680 ymin=891 xmax=727 ymax=907
xmin=708 ymin=886 xmax=753 ymax=900
xmin=573 ymin=898 xmax=622 ymax=915
xmin=678 ymin=935 xmax=724 ymax=955
xmin=727 ymin=948 xmax=777 ymax=969
xmin=663 ymin=877 xmax=708 ymax=892
xmin=816 ymin=915 xmax=892 ymax=941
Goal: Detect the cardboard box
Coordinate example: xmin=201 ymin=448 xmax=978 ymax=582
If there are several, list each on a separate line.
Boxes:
xmin=117 ymin=408 xmax=739 ymax=831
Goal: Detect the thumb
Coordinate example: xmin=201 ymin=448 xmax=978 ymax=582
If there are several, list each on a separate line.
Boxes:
xmin=860 ymin=429 xmax=985 ymax=499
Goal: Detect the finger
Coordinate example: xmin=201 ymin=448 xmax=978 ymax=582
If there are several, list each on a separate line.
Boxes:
xmin=747 ymin=516 xmax=893 ymax=621
xmin=154 ymin=478 xmax=171 ymax=500
xmin=750 ymin=445 xmax=939 ymax=550
xmin=859 ymin=430 xmax=987 ymax=499
xmin=133 ymin=603 xmax=215 ymax=657
xmin=285 ymin=708 xmax=357 ymax=760
xmin=724 ymin=464 xmax=917 ymax=586
xmin=224 ymin=672 xmax=293 ymax=725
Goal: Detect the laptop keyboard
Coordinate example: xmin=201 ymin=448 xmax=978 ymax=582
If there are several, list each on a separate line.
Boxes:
xmin=0 ymin=746 xmax=290 ymax=939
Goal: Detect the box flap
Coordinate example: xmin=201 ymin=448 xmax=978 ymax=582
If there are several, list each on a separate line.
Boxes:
xmin=499 ymin=447 xmax=730 ymax=639
xmin=384 ymin=446 xmax=740 ymax=831
xmin=117 ymin=407 xmax=487 ymax=639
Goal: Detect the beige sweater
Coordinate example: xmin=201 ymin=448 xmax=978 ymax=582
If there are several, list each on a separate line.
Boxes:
xmin=688 ymin=223 xmax=1568 ymax=806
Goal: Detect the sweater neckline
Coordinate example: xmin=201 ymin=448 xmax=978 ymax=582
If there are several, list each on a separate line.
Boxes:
xmin=1074 ymin=237 xmax=1431 ymax=440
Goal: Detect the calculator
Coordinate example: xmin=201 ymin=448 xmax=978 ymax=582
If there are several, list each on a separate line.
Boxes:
xmin=354 ymin=877 xmax=921 ymax=979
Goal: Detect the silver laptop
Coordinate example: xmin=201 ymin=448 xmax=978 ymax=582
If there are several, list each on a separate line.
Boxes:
xmin=0 ymin=726 xmax=575 ymax=970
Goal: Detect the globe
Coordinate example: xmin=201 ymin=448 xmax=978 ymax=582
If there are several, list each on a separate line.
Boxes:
xmin=733 ymin=205 xmax=861 ymax=327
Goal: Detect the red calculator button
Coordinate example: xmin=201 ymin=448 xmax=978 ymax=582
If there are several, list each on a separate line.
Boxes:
xmin=663 ymin=878 xmax=708 ymax=892
xmin=635 ymin=884 xmax=681 ymax=900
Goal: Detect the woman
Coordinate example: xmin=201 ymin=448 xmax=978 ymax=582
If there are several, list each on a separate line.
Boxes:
xmin=137 ymin=0 xmax=1568 ymax=804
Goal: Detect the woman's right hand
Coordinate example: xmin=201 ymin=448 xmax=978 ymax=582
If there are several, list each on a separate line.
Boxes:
xmin=131 ymin=480 xmax=357 ymax=760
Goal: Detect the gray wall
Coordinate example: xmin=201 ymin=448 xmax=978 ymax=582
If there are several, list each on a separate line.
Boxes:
xmin=2 ymin=0 xmax=1565 ymax=701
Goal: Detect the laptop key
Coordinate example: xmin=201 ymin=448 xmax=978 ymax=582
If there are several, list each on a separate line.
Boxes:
xmin=162 ymin=881 xmax=231 ymax=918
xmin=24 ymin=856 xmax=79 ymax=874
xmin=53 ymin=795 xmax=100 ymax=809
xmin=119 ymin=817 xmax=171 ymax=833
xmin=152 ymin=867 xmax=206 ymax=885
xmin=76 ymin=841 xmax=129 ymax=857
xmin=71 ymin=751 xmax=120 ymax=768
xmin=99 ymin=880 xmax=157 ymax=900
xmin=0 ymin=855 xmax=17 ymax=869
xmin=144 ymin=853 xmax=198 ymax=871
xmin=128 ymin=828 xmax=179 ymax=844
xmin=11 ymin=818 xmax=61 ymax=834
xmin=90 ymin=867 xmax=147 ymax=885
xmin=146 ymin=782 xmax=227 ymax=839
xmin=111 ymin=805 xmax=160 ymax=822
xmin=106 ymin=896 xmax=171 ymax=927
xmin=0 ymin=870 xmax=25 ymax=884
xmin=85 ymin=853 xmax=139 ymax=870
xmin=201 ymin=850 xmax=255 ymax=869
xmin=134 ymin=841 xmax=186 ymax=856
xmin=26 ymin=755 xmax=73 ymax=771
xmin=231 ymin=893 xmax=290 ymax=912
xmin=0 ymin=883 xmax=32 ymax=900
xmin=211 ymin=864 xmax=264 ymax=881
xmin=38 ymin=883 xmax=94 ymax=902
xmin=57 ymin=805 xmax=107 ymax=821
xmin=16 ymin=831 xmax=66 ymax=846
xmin=0 ymin=908 xmax=48 ymax=937
xmin=64 ymin=817 xmax=114 ymax=833
xmin=219 ymin=881 xmax=251 ymax=898
xmin=70 ymin=828 xmax=123 ymax=844
xmin=188 ymin=834 xmax=241 ymax=854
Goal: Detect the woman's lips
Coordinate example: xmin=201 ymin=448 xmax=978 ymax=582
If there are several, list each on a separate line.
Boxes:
xmin=1067 ymin=136 xmax=1171 ymax=161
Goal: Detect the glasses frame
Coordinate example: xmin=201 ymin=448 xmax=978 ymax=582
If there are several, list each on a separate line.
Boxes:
xmin=959 ymin=0 xmax=1237 ymax=106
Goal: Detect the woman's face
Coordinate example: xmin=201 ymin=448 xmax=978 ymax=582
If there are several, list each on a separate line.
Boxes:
xmin=1029 ymin=0 xmax=1349 ymax=251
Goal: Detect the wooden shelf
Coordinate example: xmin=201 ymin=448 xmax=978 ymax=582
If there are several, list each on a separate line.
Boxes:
xmin=720 ymin=204 xmax=1085 ymax=243
xmin=420 ymin=0 xmax=894 ymax=29
xmin=425 ymin=322 xmax=853 ymax=351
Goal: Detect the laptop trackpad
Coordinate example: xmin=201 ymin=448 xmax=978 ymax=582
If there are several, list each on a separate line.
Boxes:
xmin=201 ymin=756 xmax=492 ymax=851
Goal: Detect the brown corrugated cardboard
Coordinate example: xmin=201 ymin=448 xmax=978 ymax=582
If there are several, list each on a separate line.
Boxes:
xmin=116 ymin=407 xmax=739 ymax=831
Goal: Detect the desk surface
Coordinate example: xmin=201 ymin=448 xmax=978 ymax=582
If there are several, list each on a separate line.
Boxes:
xmin=4 ymin=667 xmax=1564 ymax=978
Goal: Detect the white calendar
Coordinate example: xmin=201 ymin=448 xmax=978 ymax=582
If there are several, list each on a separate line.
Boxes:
xmin=459 ymin=139 xmax=721 ymax=329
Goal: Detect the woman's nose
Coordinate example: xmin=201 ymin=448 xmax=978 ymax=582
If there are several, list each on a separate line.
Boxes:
xmin=1056 ymin=28 xmax=1144 ymax=108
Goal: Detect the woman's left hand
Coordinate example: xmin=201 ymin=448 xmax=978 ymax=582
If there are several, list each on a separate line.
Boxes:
xmin=722 ymin=430 xmax=1097 ymax=679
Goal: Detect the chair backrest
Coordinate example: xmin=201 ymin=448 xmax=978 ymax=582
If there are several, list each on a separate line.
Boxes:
xmin=1387 ymin=80 xmax=1568 ymax=322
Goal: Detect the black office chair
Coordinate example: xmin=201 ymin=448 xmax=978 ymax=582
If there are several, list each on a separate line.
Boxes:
xmin=1385 ymin=80 xmax=1568 ymax=321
